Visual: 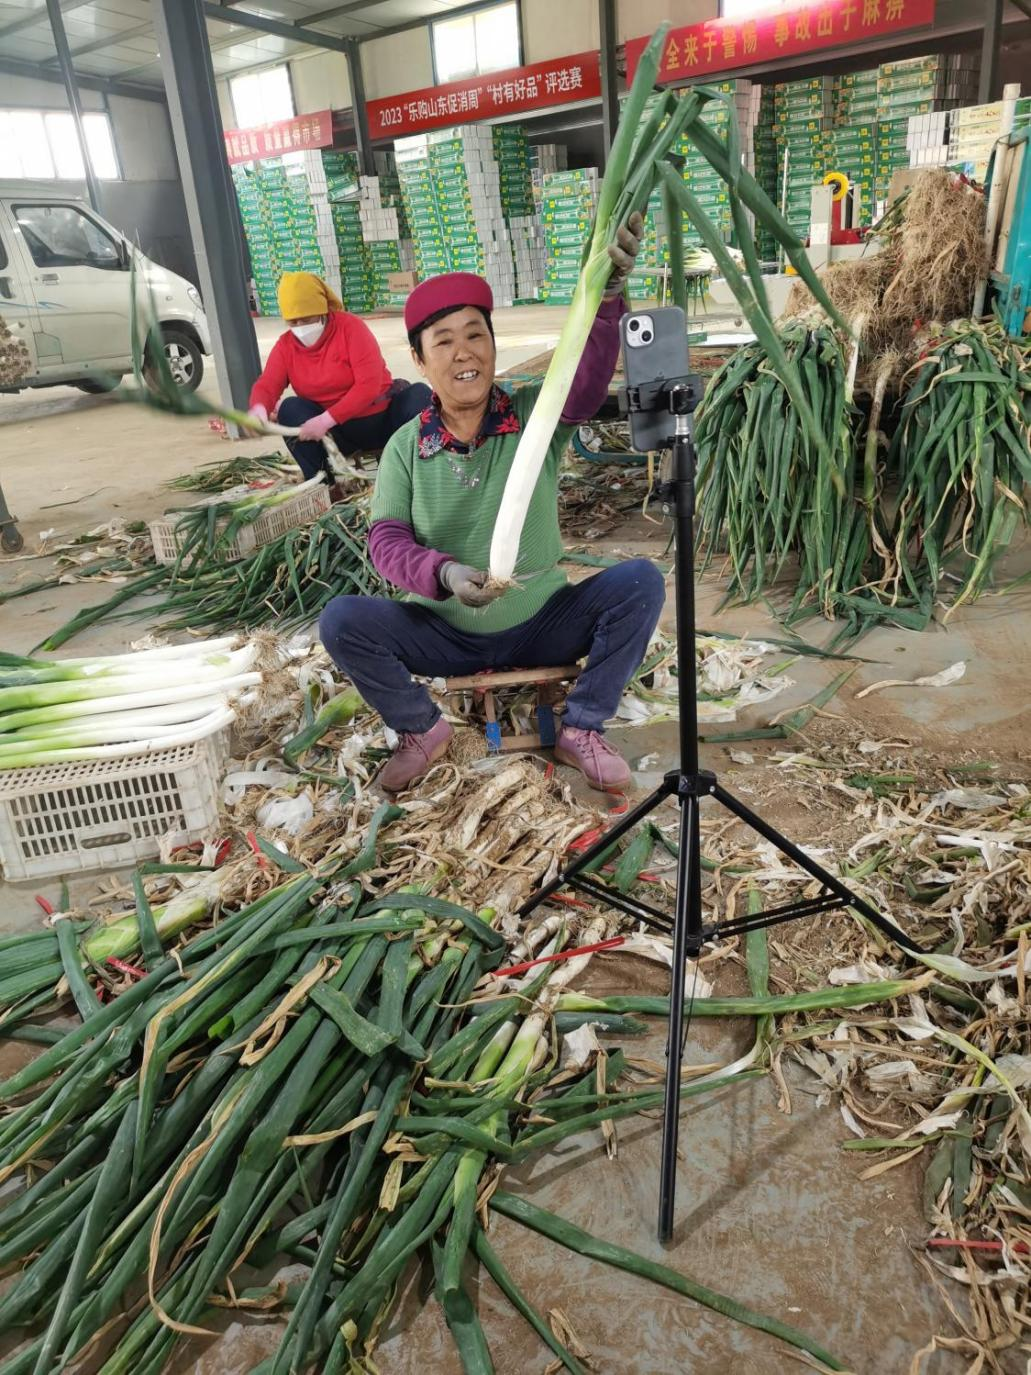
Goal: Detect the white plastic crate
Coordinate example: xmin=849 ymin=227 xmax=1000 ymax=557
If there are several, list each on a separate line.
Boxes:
xmin=149 ymin=482 xmax=330 ymax=566
xmin=0 ymin=732 xmax=228 ymax=883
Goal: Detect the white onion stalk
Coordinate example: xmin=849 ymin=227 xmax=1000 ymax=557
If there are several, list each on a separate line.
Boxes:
xmin=84 ymin=870 xmax=225 ymax=963
xmin=0 ymin=674 xmax=260 ymax=733
xmin=0 ymin=700 xmax=228 ymax=753
xmin=6 ymin=698 xmax=226 ymax=740
xmin=489 ymin=270 xmax=611 ymax=583
xmin=0 ymin=706 xmax=234 ymax=771
xmin=487 ymin=27 xmax=674 ymax=584
xmin=0 ymin=647 xmax=255 ymax=712
xmin=5 ymin=640 xmax=241 ymax=679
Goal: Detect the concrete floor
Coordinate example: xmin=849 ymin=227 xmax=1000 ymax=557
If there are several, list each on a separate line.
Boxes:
xmin=2 ymin=303 xmax=1030 ymax=1373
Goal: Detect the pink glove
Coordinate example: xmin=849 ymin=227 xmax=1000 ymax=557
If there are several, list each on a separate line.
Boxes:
xmin=242 ymin=403 xmax=268 ymax=436
xmin=296 ymin=410 xmax=336 ymax=443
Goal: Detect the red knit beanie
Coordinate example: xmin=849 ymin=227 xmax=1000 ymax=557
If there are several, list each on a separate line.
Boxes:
xmin=403 ymin=272 xmax=494 ymax=335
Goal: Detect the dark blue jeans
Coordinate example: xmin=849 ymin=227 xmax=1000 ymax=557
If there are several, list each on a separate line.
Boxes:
xmin=319 ymin=559 xmax=666 ymax=735
xmin=278 ymin=383 xmax=430 ymax=480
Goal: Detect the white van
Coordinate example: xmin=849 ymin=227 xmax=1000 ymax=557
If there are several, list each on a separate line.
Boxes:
xmin=0 ymin=183 xmax=210 ymax=394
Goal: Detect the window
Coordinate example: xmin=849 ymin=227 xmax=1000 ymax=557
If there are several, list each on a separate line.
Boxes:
xmin=14 ymin=204 xmax=121 ymax=270
xmin=720 ymin=0 xmax=791 ymax=14
xmin=230 ymin=66 xmax=295 ymax=129
xmin=432 ymin=2 xmax=520 ymax=84
xmin=0 ymin=110 xmax=119 ymax=181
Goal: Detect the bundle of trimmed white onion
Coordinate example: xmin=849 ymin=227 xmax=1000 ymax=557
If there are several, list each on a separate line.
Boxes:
xmin=0 ymin=638 xmax=257 ymax=770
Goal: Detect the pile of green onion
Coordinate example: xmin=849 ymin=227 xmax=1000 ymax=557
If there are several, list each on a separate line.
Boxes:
xmin=0 ymin=833 xmax=861 ymax=1374
xmin=0 ymin=639 xmax=257 ymax=770
xmin=161 ymin=475 xmax=326 ymax=571
xmin=35 ymin=503 xmax=380 ymax=651
xmin=889 ymin=318 xmax=1031 ymax=618
xmin=696 ymin=317 xmax=1031 ymax=640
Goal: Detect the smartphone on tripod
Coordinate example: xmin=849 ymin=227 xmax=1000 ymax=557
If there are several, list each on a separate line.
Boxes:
xmin=619 ymin=306 xmax=693 ymax=454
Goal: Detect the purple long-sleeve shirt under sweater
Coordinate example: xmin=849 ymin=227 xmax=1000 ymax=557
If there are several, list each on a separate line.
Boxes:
xmin=368 ymin=295 xmax=626 ymax=600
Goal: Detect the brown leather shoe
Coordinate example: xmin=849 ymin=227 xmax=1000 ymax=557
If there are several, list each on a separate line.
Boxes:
xmin=377 ymin=718 xmax=453 ymax=793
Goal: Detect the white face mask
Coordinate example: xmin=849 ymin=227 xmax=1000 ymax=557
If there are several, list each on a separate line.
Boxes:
xmin=290 ymin=320 xmax=324 ymax=347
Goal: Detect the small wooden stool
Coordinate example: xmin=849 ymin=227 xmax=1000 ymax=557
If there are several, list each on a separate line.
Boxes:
xmin=441 ymin=665 xmax=581 ymax=753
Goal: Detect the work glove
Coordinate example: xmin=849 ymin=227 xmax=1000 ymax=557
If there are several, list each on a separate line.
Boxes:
xmin=438 ymin=561 xmax=503 ymax=608
xmin=241 ymin=403 xmax=268 ymax=436
xmin=296 ymin=410 xmax=337 ymax=443
xmin=603 ymin=210 xmax=645 ymax=299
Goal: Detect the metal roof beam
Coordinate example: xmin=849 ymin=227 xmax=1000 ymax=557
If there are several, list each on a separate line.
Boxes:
xmin=202 ymin=3 xmax=351 ymax=52
xmin=0 ymin=54 xmax=166 ymax=101
xmin=45 ymin=0 xmax=101 ymax=208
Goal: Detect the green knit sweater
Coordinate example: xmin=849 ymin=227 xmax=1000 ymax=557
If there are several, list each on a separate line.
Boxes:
xmin=370 ymin=383 xmax=573 ymax=634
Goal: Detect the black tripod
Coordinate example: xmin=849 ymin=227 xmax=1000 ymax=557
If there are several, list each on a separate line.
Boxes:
xmin=519 ymin=381 xmax=922 ymax=1243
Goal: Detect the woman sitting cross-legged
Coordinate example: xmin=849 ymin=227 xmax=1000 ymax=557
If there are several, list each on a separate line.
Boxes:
xmin=319 ymin=212 xmax=666 ymax=794
xmin=247 ymin=271 xmax=429 ymax=490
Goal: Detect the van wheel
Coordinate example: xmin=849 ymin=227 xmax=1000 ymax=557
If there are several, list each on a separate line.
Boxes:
xmin=75 ymin=376 xmax=122 ymax=394
xmin=147 ymin=329 xmax=203 ymax=393
xmin=1 ymin=524 xmax=24 ymax=554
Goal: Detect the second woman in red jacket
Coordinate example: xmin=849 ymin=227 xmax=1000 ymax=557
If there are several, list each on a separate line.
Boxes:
xmin=247 ymin=271 xmax=429 ymax=484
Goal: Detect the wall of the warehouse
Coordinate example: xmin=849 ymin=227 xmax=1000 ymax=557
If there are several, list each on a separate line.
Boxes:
xmin=521 ymin=0 xmax=598 ymax=61
xmin=616 ymin=0 xmax=716 ymax=43
xmin=360 ymin=29 xmax=435 ymax=101
xmin=1 ymin=74 xmax=195 ymax=285
xmin=290 ymin=50 xmax=352 ymax=114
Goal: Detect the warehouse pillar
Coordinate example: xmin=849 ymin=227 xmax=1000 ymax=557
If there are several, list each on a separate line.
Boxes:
xmin=598 ymin=0 xmax=619 ymax=164
xmin=152 ymin=0 xmax=261 ymax=415
xmin=346 ymin=40 xmax=375 ymax=176
xmin=978 ymin=0 xmax=1003 ymax=104
xmin=45 ymin=0 xmax=101 ymax=211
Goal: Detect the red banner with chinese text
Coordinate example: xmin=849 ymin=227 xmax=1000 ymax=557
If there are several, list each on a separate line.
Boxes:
xmin=223 ymin=110 xmax=333 ymax=164
xmin=366 ymin=52 xmax=601 ymax=140
xmin=626 ymin=0 xmax=936 ymax=85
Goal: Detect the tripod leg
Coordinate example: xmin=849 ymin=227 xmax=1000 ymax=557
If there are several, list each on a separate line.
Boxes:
xmin=712 ymin=783 xmax=923 ymax=954
xmin=658 ymin=790 xmax=703 ymax=1243
xmin=518 ymin=777 xmax=677 ymax=919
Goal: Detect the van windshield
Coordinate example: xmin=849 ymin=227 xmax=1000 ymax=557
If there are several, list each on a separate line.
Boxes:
xmin=14 ymin=203 xmax=121 ymax=271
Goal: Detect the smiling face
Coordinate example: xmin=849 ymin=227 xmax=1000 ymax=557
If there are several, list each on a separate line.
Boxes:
xmin=411 ymin=306 xmax=496 ymax=417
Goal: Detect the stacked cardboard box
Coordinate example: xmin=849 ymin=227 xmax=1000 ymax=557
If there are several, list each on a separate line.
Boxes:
xmin=905 ymin=110 xmax=951 ymax=171
xmin=947 ymin=92 xmax=1031 ymax=179
xmin=833 ymin=68 xmax=879 ymax=126
xmin=773 ymin=77 xmax=833 ymax=237
xmin=875 ymin=55 xmax=980 ymax=200
xmin=318 ymin=150 xmax=376 ymax=312
xmin=540 ymin=168 xmax=597 ymax=305
xmin=529 ymin=141 xmax=568 ymax=201
xmin=357 ymin=171 xmax=409 ymax=241
xmin=681 ymin=80 xmax=751 ymax=244
xmin=395 ymin=126 xmax=516 ymax=306
xmin=876 ymin=54 xmax=980 ymax=123
xmin=751 ymin=84 xmax=780 ymax=260
xmin=300 ymin=151 xmax=342 ymax=292
xmin=825 ymin=122 xmax=877 ymax=219
xmin=367 ymin=239 xmax=417 ymax=308
xmin=492 ymin=125 xmax=535 ymax=219
xmin=232 ymin=164 xmax=280 ymax=316
xmin=491 ymin=126 xmax=546 ymax=300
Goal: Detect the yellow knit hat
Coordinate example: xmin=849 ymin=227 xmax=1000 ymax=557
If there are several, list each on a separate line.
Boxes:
xmin=277 ymin=271 xmax=343 ymax=320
